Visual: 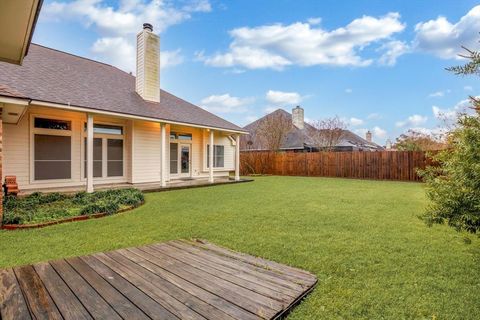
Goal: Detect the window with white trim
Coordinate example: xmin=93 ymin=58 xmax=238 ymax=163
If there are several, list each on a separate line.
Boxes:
xmin=33 ymin=118 xmax=72 ymax=181
xmin=84 ymin=123 xmax=124 ymax=179
xmin=206 ymin=145 xmax=224 ymax=168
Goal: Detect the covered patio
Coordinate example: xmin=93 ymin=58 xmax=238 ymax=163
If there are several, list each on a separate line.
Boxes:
xmin=18 ymin=177 xmax=252 ymax=196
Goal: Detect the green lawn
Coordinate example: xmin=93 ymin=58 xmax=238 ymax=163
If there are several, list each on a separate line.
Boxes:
xmin=1 ymin=176 xmax=479 ymax=319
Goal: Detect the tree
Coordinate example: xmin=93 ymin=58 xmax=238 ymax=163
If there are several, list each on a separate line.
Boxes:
xmin=308 ymin=116 xmax=347 ymax=151
xmin=256 ymin=111 xmax=292 ymax=151
xmin=419 ymin=43 xmax=480 ymax=234
xmin=394 ymin=130 xmax=446 ymax=151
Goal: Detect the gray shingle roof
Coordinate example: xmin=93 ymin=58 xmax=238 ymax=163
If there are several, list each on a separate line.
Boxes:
xmin=243 ymin=109 xmax=384 ymax=151
xmin=0 ymin=44 xmax=245 ymax=132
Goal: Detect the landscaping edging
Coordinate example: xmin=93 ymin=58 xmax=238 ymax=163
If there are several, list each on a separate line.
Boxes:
xmin=1 ymin=201 xmax=144 ymax=230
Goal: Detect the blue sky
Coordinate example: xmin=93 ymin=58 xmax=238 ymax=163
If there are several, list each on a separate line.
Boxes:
xmin=33 ymin=0 xmax=480 ymax=144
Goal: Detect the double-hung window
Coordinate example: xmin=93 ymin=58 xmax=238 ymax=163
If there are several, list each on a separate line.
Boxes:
xmin=206 ymin=145 xmax=224 ymax=168
xmin=33 ymin=118 xmax=72 ymax=181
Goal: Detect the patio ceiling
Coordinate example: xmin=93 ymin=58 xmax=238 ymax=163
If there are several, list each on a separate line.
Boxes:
xmin=0 ymin=0 xmax=43 ymax=65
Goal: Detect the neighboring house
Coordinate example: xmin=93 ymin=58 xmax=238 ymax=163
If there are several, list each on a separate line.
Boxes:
xmin=0 ymin=0 xmax=43 ymax=65
xmin=242 ymin=107 xmax=383 ymax=152
xmin=0 ymin=24 xmax=247 ymax=194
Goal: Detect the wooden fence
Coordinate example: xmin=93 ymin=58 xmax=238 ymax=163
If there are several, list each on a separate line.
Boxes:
xmin=240 ymin=151 xmax=437 ymax=181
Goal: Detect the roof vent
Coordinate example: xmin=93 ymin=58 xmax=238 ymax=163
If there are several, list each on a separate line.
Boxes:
xmin=143 ymin=23 xmax=153 ymax=32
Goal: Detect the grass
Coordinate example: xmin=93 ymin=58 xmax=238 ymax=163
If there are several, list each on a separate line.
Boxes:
xmin=0 ymin=176 xmax=479 ymax=319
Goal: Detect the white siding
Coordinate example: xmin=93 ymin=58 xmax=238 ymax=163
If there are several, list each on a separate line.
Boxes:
xmin=131 ymin=120 xmax=161 ymax=183
xmin=3 ymin=105 xmax=237 ymax=191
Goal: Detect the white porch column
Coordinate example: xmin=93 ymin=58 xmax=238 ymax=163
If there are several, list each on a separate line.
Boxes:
xmin=209 ymin=130 xmax=214 ymax=183
xmin=235 ymin=134 xmax=241 ymax=181
xmin=86 ymin=113 xmax=94 ymax=193
xmin=160 ymin=123 xmax=167 ymax=187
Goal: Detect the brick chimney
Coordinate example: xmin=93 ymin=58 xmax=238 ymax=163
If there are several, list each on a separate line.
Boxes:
xmin=366 ymin=130 xmax=372 ymax=143
xmin=292 ymin=106 xmax=304 ymax=129
xmin=136 ymin=23 xmax=160 ymax=103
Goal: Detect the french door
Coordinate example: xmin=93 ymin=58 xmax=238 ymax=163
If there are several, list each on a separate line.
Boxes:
xmin=170 ymin=143 xmax=191 ymax=177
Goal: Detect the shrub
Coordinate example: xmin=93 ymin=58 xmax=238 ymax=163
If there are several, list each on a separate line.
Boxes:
xmin=419 ymin=114 xmax=480 ymax=234
xmin=2 ymin=188 xmax=144 ymax=225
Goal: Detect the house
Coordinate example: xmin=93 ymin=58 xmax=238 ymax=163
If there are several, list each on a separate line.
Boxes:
xmin=0 ymin=23 xmax=247 ymax=196
xmin=242 ymin=107 xmax=383 ymax=152
xmin=0 ymin=0 xmax=43 ymax=65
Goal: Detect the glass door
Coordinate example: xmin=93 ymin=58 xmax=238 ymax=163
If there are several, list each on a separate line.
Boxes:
xmin=180 ymin=144 xmax=191 ymax=176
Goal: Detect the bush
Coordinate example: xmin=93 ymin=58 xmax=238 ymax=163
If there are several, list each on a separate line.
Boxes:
xmin=2 ymin=188 xmax=144 ymax=225
xmin=419 ymin=114 xmax=480 ymax=233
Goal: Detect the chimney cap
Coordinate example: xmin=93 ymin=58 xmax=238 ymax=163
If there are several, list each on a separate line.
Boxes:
xmin=143 ymin=23 xmax=153 ymax=32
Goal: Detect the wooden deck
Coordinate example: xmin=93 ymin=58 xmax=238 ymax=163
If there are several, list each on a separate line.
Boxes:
xmin=0 ymin=240 xmax=317 ymax=320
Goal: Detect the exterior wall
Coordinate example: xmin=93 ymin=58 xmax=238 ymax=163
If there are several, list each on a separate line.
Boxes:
xmin=3 ymin=105 xmax=129 ymax=190
xmin=131 ymin=120 xmax=161 ymax=183
xmin=3 ymin=105 xmax=237 ymax=191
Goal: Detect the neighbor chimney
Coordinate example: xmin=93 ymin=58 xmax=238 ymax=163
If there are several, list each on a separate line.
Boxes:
xmin=136 ymin=23 xmax=160 ymax=103
xmin=292 ymin=106 xmax=304 ymax=129
xmin=366 ymin=130 xmax=372 ymax=143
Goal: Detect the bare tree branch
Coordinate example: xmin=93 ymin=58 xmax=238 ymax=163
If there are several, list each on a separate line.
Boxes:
xmin=308 ymin=116 xmax=347 ymax=151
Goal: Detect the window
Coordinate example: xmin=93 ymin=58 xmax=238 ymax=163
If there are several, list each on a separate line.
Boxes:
xmin=206 ymin=145 xmax=225 ymax=168
xmin=170 ymin=143 xmax=178 ymax=174
xmin=34 ymin=134 xmax=71 ymax=180
xmin=35 ymin=118 xmax=71 ymax=130
xmin=170 ymin=132 xmax=192 ymax=140
xmin=84 ymin=123 xmax=123 ymax=135
xmin=84 ymin=138 xmax=103 ymax=178
xmin=107 ymin=139 xmax=123 ymax=177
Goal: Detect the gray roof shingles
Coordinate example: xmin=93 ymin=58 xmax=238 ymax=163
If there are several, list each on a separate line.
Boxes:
xmin=243 ymin=109 xmax=384 ymax=150
xmin=0 ymin=44 xmax=244 ymax=132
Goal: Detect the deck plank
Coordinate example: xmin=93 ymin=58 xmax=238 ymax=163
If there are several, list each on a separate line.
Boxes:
xmin=80 ymin=255 xmax=178 ymax=320
xmin=94 ymin=252 xmax=206 ymax=320
xmin=180 ymin=240 xmax=315 ymax=285
xmin=34 ymin=262 xmax=93 ymax=320
xmin=0 ymin=268 xmax=31 ymax=320
xmin=124 ymin=247 xmax=263 ymax=320
xmin=165 ymin=241 xmax=304 ymax=294
xmin=66 ymin=257 xmax=150 ymax=320
xmin=14 ymin=265 xmax=63 ymax=320
xmin=50 ymin=259 xmax=122 ymax=319
xmin=138 ymin=245 xmax=280 ymax=319
xmin=157 ymin=243 xmax=295 ymax=303
xmin=1 ymin=240 xmax=317 ymax=320
xmin=107 ymin=250 xmax=236 ymax=320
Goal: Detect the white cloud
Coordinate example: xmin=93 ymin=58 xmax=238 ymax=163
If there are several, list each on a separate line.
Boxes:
xmin=92 ymin=37 xmax=136 ymax=72
xmin=355 ymin=126 xmax=387 ymax=141
xmin=372 ymin=126 xmax=387 ymax=139
xmin=200 ymin=94 xmax=254 ymax=113
xmin=428 ymin=89 xmax=450 ymax=98
xmin=378 ymin=40 xmax=409 ymax=66
xmin=160 ymin=49 xmax=184 ymax=69
xmin=349 ymin=117 xmax=364 ymax=126
xmin=307 ymin=17 xmax=322 ymax=25
xmin=265 ymin=90 xmax=303 ymax=106
xmin=414 ymin=5 xmax=480 ymax=59
xmin=432 ymin=97 xmax=477 ymax=123
xmin=464 ymin=85 xmax=473 ymax=91
xmin=396 ymin=114 xmax=428 ymax=127
xmin=367 ymin=113 xmax=382 ymax=120
xmin=43 ymin=0 xmax=210 ymax=72
xmin=345 ymin=88 xmax=353 ymax=94
xmin=199 ymin=12 xmax=406 ymax=70
xmin=92 ymin=37 xmax=184 ymax=72
xmin=43 ymin=0 xmax=211 ymax=36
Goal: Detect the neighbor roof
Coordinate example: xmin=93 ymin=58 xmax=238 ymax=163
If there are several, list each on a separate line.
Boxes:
xmin=0 ymin=44 xmax=245 ymax=132
xmin=243 ymin=109 xmax=383 ymax=150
